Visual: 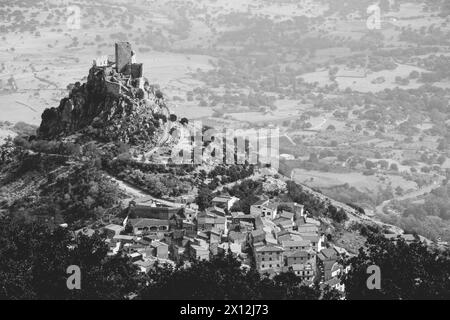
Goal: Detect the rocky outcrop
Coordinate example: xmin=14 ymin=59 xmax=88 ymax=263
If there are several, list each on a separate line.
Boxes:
xmin=38 ymin=65 xmax=169 ymax=146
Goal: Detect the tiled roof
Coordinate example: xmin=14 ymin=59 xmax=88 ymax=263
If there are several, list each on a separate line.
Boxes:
xmin=232 ymin=212 xmax=258 ymax=219
xmin=251 ymin=229 xmax=266 ymax=237
xmin=252 ymin=199 xmax=268 ymax=206
xmin=320 ymin=248 xmax=338 ymax=259
xmin=151 ymin=241 xmax=168 ymax=248
xmin=264 ymin=201 xmax=278 ymax=210
xmin=298 ymin=234 xmax=320 ymax=242
xmin=229 ymin=231 xmax=246 ymax=241
xmin=274 ymin=219 xmax=293 ymax=227
xmin=129 ymin=218 xmax=169 ymax=228
xmin=212 ymin=196 xmax=234 ymax=203
xmin=279 ymin=211 xmax=294 ymax=219
xmin=284 ymin=249 xmax=311 ymax=258
xmin=104 ymin=224 xmax=123 ymax=231
xmin=282 ymin=240 xmax=311 ymax=248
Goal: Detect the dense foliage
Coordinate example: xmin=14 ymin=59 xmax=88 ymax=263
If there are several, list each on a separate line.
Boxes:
xmin=344 ymin=234 xmax=450 ymax=299
xmin=0 ymin=216 xmax=141 ymax=300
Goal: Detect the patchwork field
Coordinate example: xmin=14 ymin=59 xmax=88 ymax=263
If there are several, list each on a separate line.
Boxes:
xmin=292 ymin=168 xmax=418 ymax=193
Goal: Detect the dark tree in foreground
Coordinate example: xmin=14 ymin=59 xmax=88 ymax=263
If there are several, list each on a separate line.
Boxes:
xmin=344 ymin=234 xmax=450 ymax=300
xmin=139 ymin=252 xmax=326 ymax=300
xmin=0 ymin=216 xmax=141 ymax=300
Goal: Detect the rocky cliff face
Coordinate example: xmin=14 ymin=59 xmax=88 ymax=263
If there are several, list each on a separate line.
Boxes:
xmin=38 ymin=66 xmax=169 ymax=146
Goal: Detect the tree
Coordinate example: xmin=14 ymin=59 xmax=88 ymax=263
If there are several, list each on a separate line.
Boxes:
xmin=390 ymin=163 xmax=399 ymax=171
xmin=139 ymin=252 xmax=325 ymax=300
xmin=0 ymin=216 xmax=141 ymax=299
xmin=365 ymin=160 xmax=376 ymax=170
xmin=344 ymin=234 xmax=450 ymax=300
xmin=329 ymin=205 xmax=348 ymax=223
xmin=309 ymin=153 xmax=318 ymax=162
xmin=195 ymin=187 xmax=213 ymax=211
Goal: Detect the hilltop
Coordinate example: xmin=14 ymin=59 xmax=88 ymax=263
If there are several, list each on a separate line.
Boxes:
xmin=37 ymin=42 xmax=171 ymax=147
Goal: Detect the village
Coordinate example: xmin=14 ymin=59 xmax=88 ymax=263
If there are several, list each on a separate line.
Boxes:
xmin=73 ymin=180 xmax=354 ymax=294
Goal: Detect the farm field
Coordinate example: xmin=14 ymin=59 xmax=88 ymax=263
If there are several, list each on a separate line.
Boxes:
xmin=292 ymin=168 xmax=418 ymax=193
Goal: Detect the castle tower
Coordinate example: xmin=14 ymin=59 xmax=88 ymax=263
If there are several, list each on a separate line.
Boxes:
xmin=115 ymin=42 xmax=132 ymax=74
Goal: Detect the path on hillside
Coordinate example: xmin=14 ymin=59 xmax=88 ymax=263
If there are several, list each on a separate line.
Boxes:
xmin=212 ymin=172 xmax=263 ymax=193
xmin=106 ymin=174 xmax=183 ymax=208
xmin=286 ymin=171 xmax=404 ymax=234
xmin=375 ymin=176 xmax=445 ymax=215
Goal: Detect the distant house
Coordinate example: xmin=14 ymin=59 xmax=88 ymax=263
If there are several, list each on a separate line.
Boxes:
xmin=209 ymin=228 xmax=222 ymax=244
xmin=130 ymin=201 xmax=184 ymax=221
xmin=150 ymin=240 xmax=169 ymax=259
xmin=190 ymin=244 xmax=210 ymax=261
xmin=228 ymin=231 xmax=247 ymax=245
xmin=218 ymin=242 xmax=242 ymax=255
xmin=281 ymin=240 xmax=311 ymax=252
xmin=278 ymin=202 xmax=305 ymax=218
xmin=283 ymin=263 xmax=315 ymax=282
xmin=284 ymin=249 xmax=316 ymax=267
xmin=249 ymin=229 xmax=266 ymax=245
xmin=277 ymin=211 xmax=294 ymax=221
xmin=129 ymin=252 xmax=143 ymax=262
xmin=276 ymin=230 xmax=304 ymax=243
xmin=197 ymin=213 xmax=226 ymax=233
xmin=255 ymin=245 xmax=284 ymax=273
xmin=170 ymin=244 xmax=186 ymax=263
xmin=133 ymin=259 xmax=155 ymax=273
xmin=317 ymin=248 xmax=339 ymax=281
xmin=103 ymin=224 xmax=124 ymax=239
xmin=129 ymin=218 xmax=170 ymax=235
xmin=231 ymin=212 xmax=258 ymax=229
xmin=296 ymin=224 xmax=319 ymax=234
xmin=182 ymin=220 xmax=197 ymax=237
xmin=184 ymin=208 xmax=198 ymax=222
xmin=211 ymin=196 xmax=239 ymax=211
xmin=304 ymin=217 xmax=321 ymax=227
xmin=206 ymin=206 xmax=226 ymax=217
xmin=113 ymin=234 xmax=135 ymax=243
xmin=298 ymin=233 xmax=325 ymax=252
xmin=239 ymin=221 xmax=254 ymax=232
xmin=250 ymin=199 xmax=278 ymax=219
xmin=273 ymin=218 xmax=295 ymax=231
xmin=196 ymin=231 xmax=209 ymax=243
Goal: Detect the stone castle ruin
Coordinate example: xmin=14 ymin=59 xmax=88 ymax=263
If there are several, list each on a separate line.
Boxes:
xmin=94 ymin=42 xmax=145 ymax=100
xmin=38 ymin=42 xmax=171 ymax=146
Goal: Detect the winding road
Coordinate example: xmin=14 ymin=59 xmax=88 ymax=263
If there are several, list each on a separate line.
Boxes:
xmin=106 ymin=174 xmax=183 ymax=208
xmin=375 ymin=177 xmax=445 ymax=215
